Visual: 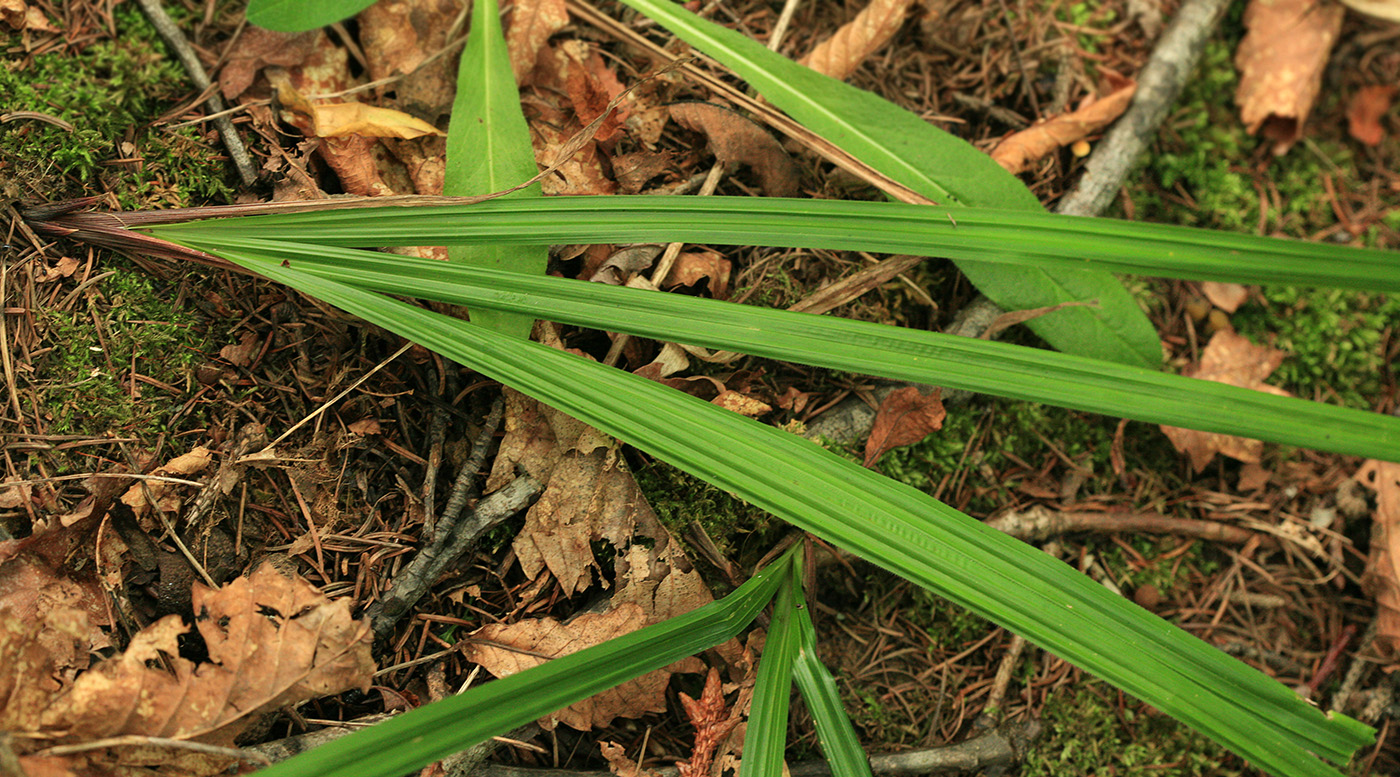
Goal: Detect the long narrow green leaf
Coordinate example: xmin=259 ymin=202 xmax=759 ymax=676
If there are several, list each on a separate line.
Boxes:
xmin=257 ymin=548 xmax=795 ymax=777
xmin=245 ymin=0 xmax=376 ymax=31
xmin=150 ymin=196 xmax=1400 ymax=292
xmin=615 ymin=0 xmax=1160 ymax=368
xmin=444 ymin=0 xmax=544 ymax=339
xmin=177 ymin=236 xmax=1400 ymax=463
xmin=226 ymin=249 xmax=1372 ymax=777
xmin=790 ymin=582 xmax=872 ymax=777
xmin=741 ymin=560 xmax=802 ymax=777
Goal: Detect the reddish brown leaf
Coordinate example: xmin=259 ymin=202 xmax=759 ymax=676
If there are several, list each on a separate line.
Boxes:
xmin=217 ymin=27 xmax=319 ymax=100
xmin=662 ymin=250 xmax=732 ymax=298
xmin=1358 ymin=459 xmax=1400 ymax=658
xmin=991 ymin=80 xmax=1136 ymax=174
xmin=1159 ymin=330 xmax=1291 ymax=472
xmin=798 ymin=0 xmax=914 ymax=82
xmin=669 ymin=103 xmax=801 ymax=197
xmin=1347 ymin=84 xmax=1397 ymax=147
xmin=357 ymin=0 xmax=459 ymax=120
xmin=1235 ymin=0 xmax=1344 ymax=155
xmin=863 ymin=387 xmax=945 ymax=468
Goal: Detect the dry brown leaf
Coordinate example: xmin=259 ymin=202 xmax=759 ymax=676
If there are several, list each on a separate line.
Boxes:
xmin=0 ymin=0 xmax=58 ymax=32
xmin=464 ymin=604 xmax=703 ymax=730
xmin=2 ymin=566 xmax=371 ymax=775
xmin=611 ymin=150 xmax=674 ymax=194
xmin=662 ymin=250 xmax=732 ymax=298
xmin=217 ymin=27 xmax=319 ymax=100
xmin=357 ymin=0 xmax=459 ymax=121
xmin=119 ymin=447 xmax=213 ymax=516
xmin=863 ymin=387 xmax=945 ymax=467
xmin=310 ymin=102 xmax=444 ymax=139
xmin=1347 ymin=85 xmax=1397 ymax=147
xmin=1235 ymin=0 xmax=1344 ymax=155
xmin=1201 ymin=281 xmax=1250 ymax=313
xmin=600 ymin=741 xmax=664 ymax=777
xmin=991 ymin=80 xmax=1136 ymax=174
xmin=798 ymin=0 xmax=915 ymax=82
xmin=711 ymin=390 xmax=772 ymax=418
xmin=219 ymin=332 xmax=260 ymax=367
xmin=1159 ymin=330 xmax=1291 ymax=472
xmin=0 ymin=475 xmax=29 ymax=508
xmin=669 ymin=103 xmax=801 ymax=197
xmin=1358 ymin=459 xmax=1400 ymax=657
xmin=508 ymin=0 xmax=569 ymax=85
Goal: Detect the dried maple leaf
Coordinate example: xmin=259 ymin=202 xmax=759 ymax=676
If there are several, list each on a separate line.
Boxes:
xmin=1358 ymin=459 xmax=1400 ymax=658
xmin=464 ymin=604 xmax=704 ymax=730
xmin=991 ymin=79 xmax=1136 ymax=174
xmin=1235 ymin=0 xmax=1344 ymax=155
xmin=1347 ymin=84 xmax=1397 ymax=147
xmin=669 ymin=103 xmax=801 ymax=198
xmin=798 ymin=0 xmax=914 ymax=82
xmin=1159 ymin=330 xmax=1291 ymax=472
xmin=508 ymin=0 xmax=569 ymax=85
xmin=864 ymin=387 xmax=945 ymax=468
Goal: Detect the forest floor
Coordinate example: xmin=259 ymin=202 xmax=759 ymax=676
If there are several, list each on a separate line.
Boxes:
xmin=2 ymin=0 xmax=1399 ymax=775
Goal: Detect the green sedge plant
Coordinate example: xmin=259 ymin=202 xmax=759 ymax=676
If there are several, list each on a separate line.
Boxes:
xmin=68 ymin=0 xmax=1400 ymax=775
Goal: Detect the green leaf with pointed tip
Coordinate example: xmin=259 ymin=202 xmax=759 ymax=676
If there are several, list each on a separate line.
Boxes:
xmin=614 ymin=0 xmax=1160 ymax=368
xmin=444 ymin=0 xmax=544 ymax=339
xmin=245 ymin=0 xmax=378 ymax=31
xmin=212 ymin=247 xmax=1372 ymax=777
xmin=741 ymin=559 xmax=803 ymax=777
xmin=789 ymin=574 xmax=872 ymax=777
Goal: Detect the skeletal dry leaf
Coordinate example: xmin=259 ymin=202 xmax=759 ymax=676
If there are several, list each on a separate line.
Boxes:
xmin=991 ymin=79 xmax=1136 ymax=174
xmin=1235 ymin=0 xmax=1344 ymax=155
xmin=1159 ymin=330 xmax=1291 ymax=472
xmin=508 ymin=0 xmax=569 ymax=85
xmin=864 ymin=387 xmax=946 ymax=468
xmin=798 ymin=0 xmax=915 ymax=82
xmin=1347 ymin=84 xmax=1397 ymax=147
xmin=464 ymin=604 xmax=702 ymax=730
xmin=669 ymin=103 xmax=801 ymax=197
xmin=1358 ymin=459 xmax=1400 ymax=657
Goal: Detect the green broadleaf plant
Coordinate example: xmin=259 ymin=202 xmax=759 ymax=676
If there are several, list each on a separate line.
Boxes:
xmin=152 ymin=1 xmax=1394 ymax=776
xmin=443 ymin=0 xmax=544 ymax=339
xmin=245 ymin=0 xmax=379 ymax=32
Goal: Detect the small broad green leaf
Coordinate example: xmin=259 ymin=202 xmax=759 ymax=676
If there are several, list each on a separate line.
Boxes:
xmin=245 ymin=0 xmax=379 ymax=31
xmin=254 ymin=548 xmax=796 ymax=777
xmin=216 ymin=248 xmax=1373 ymax=777
xmin=445 ymin=0 xmax=544 ymax=339
xmin=614 ymin=0 xmax=1161 ymax=369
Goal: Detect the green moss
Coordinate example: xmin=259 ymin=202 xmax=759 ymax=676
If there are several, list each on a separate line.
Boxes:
xmin=1026 ymin=678 xmax=1241 ymax=777
xmin=35 ymin=263 xmax=214 ymax=437
xmin=634 ymin=459 xmax=782 ymax=574
xmin=1232 ymin=287 xmax=1399 ymax=408
xmin=0 ymin=3 xmax=232 ymax=207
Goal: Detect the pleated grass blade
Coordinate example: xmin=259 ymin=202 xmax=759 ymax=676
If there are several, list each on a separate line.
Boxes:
xmin=149 ymin=196 xmax=1400 ymax=292
xmin=444 ymin=0 xmax=544 ymax=340
xmin=177 ymin=236 xmax=1400 ymax=462
xmin=614 ymin=0 xmax=1160 ymax=368
xmin=244 ymin=0 xmax=376 ymax=32
xmin=225 ymin=250 xmax=1372 ymax=777
xmin=741 ymin=559 xmax=803 ymax=777
xmin=256 ymin=547 xmax=795 ymax=777
xmin=787 ymin=558 xmax=872 ymax=777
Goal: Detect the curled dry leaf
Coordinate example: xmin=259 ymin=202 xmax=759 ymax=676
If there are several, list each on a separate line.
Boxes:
xmin=798 ymin=0 xmax=915 ymax=82
xmin=1358 ymin=459 xmax=1400 ymax=657
xmin=1201 ymin=281 xmax=1250 ymax=313
xmin=1347 ymin=84 xmax=1397 ymax=147
xmin=0 ymin=0 xmax=60 ymax=32
xmin=1235 ymin=0 xmax=1344 ymax=155
xmin=863 ymin=386 xmax=946 ymax=467
xmin=1159 ymin=330 xmax=1290 ymax=472
xmin=991 ymin=79 xmax=1137 ymax=174
xmin=668 ymin=102 xmax=802 ymax=197
xmin=712 ymin=390 xmax=772 ymax=418
xmin=464 ymin=604 xmax=704 ymax=730
xmin=119 ymin=447 xmax=214 ymax=517
xmin=311 ymin=102 xmax=444 ymax=139
xmin=508 ymin=0 xmax=570 ymax=85
xmin=4 ymin=565 xmax=372 ymax=775
xmin=662 ymin=250 xmax=732 ymax=298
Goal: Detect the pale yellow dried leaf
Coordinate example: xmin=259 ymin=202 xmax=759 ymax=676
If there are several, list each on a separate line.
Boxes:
xmin=1235 ymin=0 xmax=1344 ymax=155
xmin=1201 ymin=282 xmax=1250 ymax=313
xmin=1336 ymin=0 xmax=1400 ymax=21
xmin=798 ymin=0 xmax=915 ymax=82
xmin=311 ymin=102 xmax=444 ymax=139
